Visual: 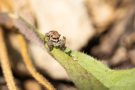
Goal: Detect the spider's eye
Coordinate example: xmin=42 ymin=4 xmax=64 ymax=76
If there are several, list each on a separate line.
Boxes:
xmin=46 ymin=30 xmax=60 ymax=39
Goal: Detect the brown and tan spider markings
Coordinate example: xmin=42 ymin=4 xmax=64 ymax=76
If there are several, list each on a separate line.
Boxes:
xmin=46 ymin=30 xmax=66 ymax=50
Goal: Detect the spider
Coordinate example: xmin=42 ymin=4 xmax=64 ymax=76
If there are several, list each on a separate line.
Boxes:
xmin=45 ymin=30 xmax=66 ymax=50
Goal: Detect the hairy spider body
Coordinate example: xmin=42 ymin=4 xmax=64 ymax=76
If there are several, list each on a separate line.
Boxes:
xmin=45 ymin=30 xmax=66 ymax=50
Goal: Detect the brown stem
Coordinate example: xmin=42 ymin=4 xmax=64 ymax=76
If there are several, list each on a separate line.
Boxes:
xmin=17 ymin=34 xmax=55 ymax=90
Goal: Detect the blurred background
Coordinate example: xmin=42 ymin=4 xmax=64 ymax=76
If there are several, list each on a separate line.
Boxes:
xmin=0 ymin=0 xmax=135 ymax=90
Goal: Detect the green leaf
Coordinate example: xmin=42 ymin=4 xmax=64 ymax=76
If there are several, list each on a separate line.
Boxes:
xmin=50 ymin=48 xmax=135 ymax=90
xmin=51 ymin=48 xmax=109 ymax=90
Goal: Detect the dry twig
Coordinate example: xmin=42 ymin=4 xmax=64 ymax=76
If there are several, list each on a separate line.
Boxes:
xmin=17 ymin=34 xmax=55 ymax=90
xmin=0 ymin=27 xmax=18 ymax=90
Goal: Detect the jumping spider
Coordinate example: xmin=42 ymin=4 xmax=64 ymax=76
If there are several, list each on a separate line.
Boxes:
xmin=45 ymin=30 xmax=66 ymax=50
